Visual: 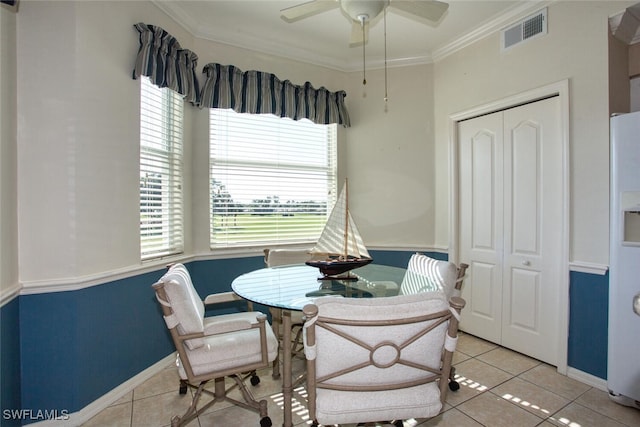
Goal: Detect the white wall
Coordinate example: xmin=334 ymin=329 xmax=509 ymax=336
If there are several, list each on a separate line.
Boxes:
xmin=13 ymin=0 xmax=632 ymax=287
xmin=342 ymin=64 xmax=436 ymax=249
xmin=433 ymin=0 xmax=635 ymax=266
xmin=16 ymin=1 xmax=197 ymax=284
xmin=15 ymin=0 xmax=438 ymax=286
xmin=0 ymin=5 xmax=19 ymax=299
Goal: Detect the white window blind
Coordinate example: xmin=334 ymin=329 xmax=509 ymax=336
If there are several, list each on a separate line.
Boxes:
xmin=140 ymin=76 xmax=184 ymax=259
xmin=209 ymin=109 xmax=337 ymax=248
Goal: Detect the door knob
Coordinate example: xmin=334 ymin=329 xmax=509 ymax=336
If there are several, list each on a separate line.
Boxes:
xmin=634 ymin=293 xmax=640 ymax=316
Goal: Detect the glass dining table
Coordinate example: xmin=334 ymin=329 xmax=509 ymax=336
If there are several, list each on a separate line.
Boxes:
xmin=231 ymin=263 xmax=407 ymax=427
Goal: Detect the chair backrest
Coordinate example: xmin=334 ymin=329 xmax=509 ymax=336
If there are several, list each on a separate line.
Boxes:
xmin=400 ymin=253 xmax=458 ymax=299
xmin=263 ymin=248 xmax=313 ymax=267
xmin=303 ymin=292 xmax=465 ymax=425
xmin=152 ymin=263 xmax=206 ymax=350
xmin=454 ymin=262 xmax=469 ymax=298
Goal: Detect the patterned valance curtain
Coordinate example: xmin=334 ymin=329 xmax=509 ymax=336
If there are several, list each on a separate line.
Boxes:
xmin=199 ymin=63 xmax=350 ymax=127
xmin=132 ymin=23 xmax=200 ymax=105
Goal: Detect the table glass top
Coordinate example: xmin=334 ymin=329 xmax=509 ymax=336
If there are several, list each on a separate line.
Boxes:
xmin=231 ymin=264 xmax=407 ymax=311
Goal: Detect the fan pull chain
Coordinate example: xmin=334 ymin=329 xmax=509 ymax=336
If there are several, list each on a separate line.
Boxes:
xmin=384 ymin=8 xmax=388 ymax=103
xmin=362 ymin=18 xmax=367 ymax=85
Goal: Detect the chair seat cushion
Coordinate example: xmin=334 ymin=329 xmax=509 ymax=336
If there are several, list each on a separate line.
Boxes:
xmin=316 ymin=382 xmax=442 ymax=425
xmin=177 ymin=311 xmax=279 ymax=378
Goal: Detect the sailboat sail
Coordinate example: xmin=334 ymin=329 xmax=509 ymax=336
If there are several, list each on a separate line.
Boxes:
xmin=311 ymin=185 xmax=370 ymax=258
xmin=307 ymin=180 xmax=372 ymax=277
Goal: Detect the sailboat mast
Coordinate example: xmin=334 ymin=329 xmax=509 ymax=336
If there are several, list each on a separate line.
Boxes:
xmin=343 ymin=179 xmax=349 ymax=259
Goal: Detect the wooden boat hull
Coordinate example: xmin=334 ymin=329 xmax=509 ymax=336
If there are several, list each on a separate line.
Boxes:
xmin=306 ymin=256 xmax=373 ymax=278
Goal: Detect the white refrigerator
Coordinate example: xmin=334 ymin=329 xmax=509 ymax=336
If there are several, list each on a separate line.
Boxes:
xmin=609 ymin=111 xmax=640 ymax=408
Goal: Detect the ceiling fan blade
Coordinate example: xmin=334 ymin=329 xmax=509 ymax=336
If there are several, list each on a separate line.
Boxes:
xmin=280 ymin=0 xmax=339 ymax=22
xmin=390 ymin=0 xmax=449 ymax=22
xmin=349 ymin=20 xmax=369 ymax=46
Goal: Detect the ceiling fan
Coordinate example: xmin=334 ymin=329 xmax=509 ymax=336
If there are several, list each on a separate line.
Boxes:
xmin=280 ymin=0 xmax=449 ymax=45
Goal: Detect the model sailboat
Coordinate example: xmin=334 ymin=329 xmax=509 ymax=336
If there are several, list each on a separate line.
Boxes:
xmin=306 ymin=179 xmax=373 ymax=279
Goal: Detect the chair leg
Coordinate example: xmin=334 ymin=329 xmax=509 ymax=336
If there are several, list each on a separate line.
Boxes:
xmin=229 ymin=374 xmax=272 ymax=426
xmin=448 ymin=366 xmax=460 ymax=391
xmin=269 ymin=307 xmax=282 ymax=379
xmin=250 ymin=371 xmax=261 ymax=386
xmin=171 ymin=381 xmax=211 ymax=427
xmin=170 ymin=376 xmax=272 ymax=426
xmin=291 ymin=323 xmax=304 ymax=357
xmin=230 ymin=375 xmax=266 ymax=415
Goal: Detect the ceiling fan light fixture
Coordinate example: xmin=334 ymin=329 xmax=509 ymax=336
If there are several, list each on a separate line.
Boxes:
xmin=341 ymin=0 xmax=387 ymax=23
xmin=281 ymin=0 xmax=450 ymax=104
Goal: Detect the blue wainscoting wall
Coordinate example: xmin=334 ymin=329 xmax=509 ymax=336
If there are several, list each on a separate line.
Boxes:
xmin=568 ymin=270 xmax=609 ymax=379
xmin=16 ymin=256 xmax=267 ymax=420
xmin=19 ymin=270 xmax=174 ymax=416
xmin=0 ymin=251 xmax=610 ymax=425
xmin=1 ymin=297 xmax=21 ymax=427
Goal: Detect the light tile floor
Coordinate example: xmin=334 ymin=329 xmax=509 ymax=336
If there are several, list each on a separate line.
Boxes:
xmin=83 ymin=332 xmax=640 ymax=427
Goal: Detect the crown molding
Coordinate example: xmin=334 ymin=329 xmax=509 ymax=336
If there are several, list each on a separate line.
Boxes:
xmin=432 ymin=0 xmax=553 ymax=62
xmin=153 ymin=0 xmax=555 ymax=72
xmin=197 ymin=23 xmax=350 ymax=71
xmin=153 ymin=0 xmax=350 ymax=71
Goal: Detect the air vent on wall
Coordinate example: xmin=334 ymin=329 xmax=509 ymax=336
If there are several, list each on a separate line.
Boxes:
xmin=502 ymin=8 xmax=547 ymax=50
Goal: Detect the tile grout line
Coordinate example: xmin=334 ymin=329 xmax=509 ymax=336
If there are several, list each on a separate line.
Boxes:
xmin=87 ymin=336 xmax=639 ymax=427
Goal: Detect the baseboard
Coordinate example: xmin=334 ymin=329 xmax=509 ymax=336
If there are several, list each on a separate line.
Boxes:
xmin=566 ymin=366 xmax=607 ymax=391
xmin=24 ymin=353 xmax=176 ymax=427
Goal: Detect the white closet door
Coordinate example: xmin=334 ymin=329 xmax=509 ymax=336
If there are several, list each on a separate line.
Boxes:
xmin=458 ymin=111 xmax=504 ymax=344
xmin=501 ymin=97 xmax=562 ymax=364
xmin=458 ymin=96 xmax=562 ymax=365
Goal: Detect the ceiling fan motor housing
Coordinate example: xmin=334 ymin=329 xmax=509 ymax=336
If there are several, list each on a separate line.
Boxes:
xmin=341 ymin=0 xmax=388 ymax=22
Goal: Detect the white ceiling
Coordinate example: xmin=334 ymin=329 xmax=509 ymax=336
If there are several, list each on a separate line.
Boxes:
xmin=154 ymin=0 xmax=552 ymax=72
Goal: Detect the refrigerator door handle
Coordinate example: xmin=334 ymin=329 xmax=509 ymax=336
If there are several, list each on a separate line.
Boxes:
xmin=634 ymin=293 xmax=640 ymax=316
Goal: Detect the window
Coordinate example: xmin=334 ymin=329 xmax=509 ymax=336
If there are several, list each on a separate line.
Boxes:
xmin=209 ymin=109 xmax=337 ymax=248
xmin=139 ymin=76 xmax=184 ymax=260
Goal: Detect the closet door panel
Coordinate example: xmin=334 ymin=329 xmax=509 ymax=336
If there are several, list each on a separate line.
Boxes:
xmin=458 ymin=112 xmax=503 ymax=343
xmin=502 ymin=97 xmax=562 ymax=365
